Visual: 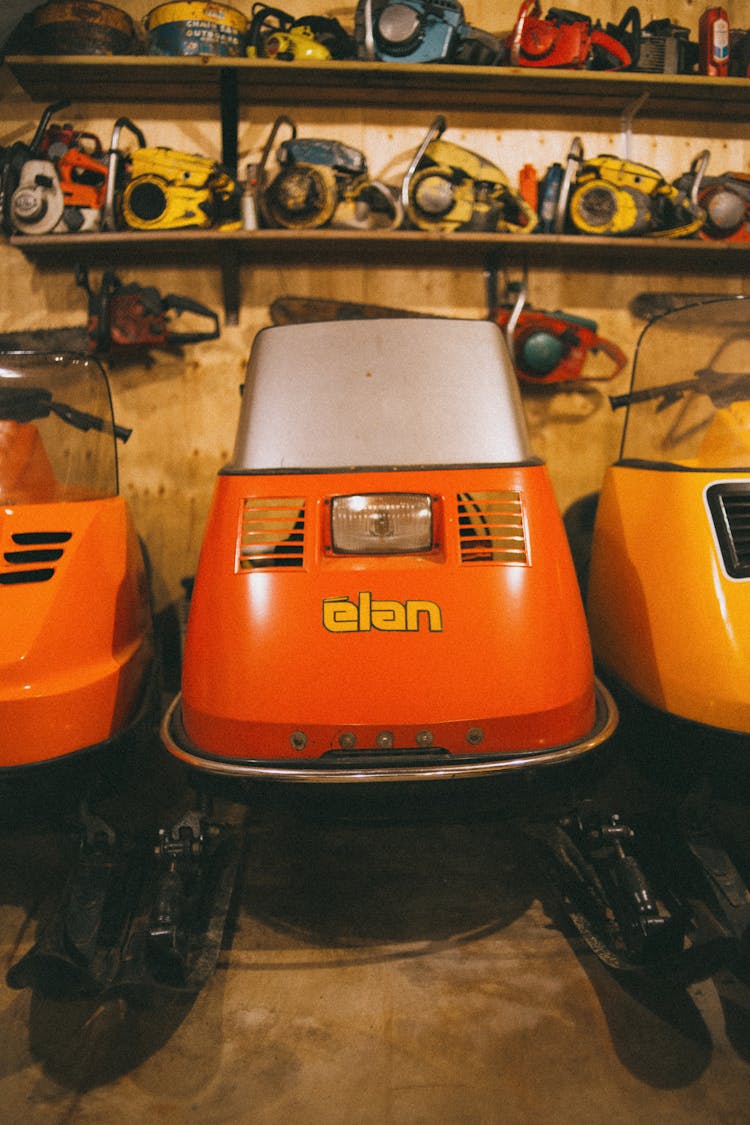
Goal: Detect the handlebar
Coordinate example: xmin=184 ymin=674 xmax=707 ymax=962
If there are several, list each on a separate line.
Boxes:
xmin=0 ymin=386 xmax=131 ymax=442
xmin=610 ymin=369 xmax=750 ymax=412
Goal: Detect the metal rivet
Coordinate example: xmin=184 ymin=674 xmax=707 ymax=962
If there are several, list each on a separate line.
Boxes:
xmin=376 ymin=731 xmax=394 ymax=749
xmin=466 ymin=727 xmax=484 ymax=746
xmin=339 ymin=732 xmax=356 ymax=750
xmin=416 ymin=730 xmax=434 ymax=747
xmin=290 ymin=731 xmax=307 ymax=751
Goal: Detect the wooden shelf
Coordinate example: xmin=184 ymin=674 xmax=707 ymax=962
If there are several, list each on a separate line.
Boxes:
xmin=5 ymin=56 xmax=749 ymax=322
xmin=7 ymin=55 xmax=750 ymax=121
xmin=12 ymin=227 xmax=750 ymax=263
xmin=12 ymin=229 xmax=750 ymax=323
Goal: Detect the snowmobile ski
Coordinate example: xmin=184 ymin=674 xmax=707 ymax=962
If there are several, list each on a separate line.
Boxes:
xmin=7 ymin=803 xmax=246 ymax=998
xmin=531 ymin=802 xmax=689 ymax=973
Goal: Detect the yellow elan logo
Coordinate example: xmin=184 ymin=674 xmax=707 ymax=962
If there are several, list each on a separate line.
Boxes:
xmin=323 ymin=592 xmax=443 ymax=633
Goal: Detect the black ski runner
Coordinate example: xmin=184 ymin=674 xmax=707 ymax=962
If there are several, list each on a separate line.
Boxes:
xmin=6 ymin=801 xmax=247 ymax=998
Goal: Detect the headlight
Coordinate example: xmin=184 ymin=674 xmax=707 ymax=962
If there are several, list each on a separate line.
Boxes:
xmin=331 ymin=493 xmax=433 ymax=554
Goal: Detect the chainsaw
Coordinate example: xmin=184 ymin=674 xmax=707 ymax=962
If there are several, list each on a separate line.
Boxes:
xmin=486 ymin=272 xmax=627 ymax=384
xmin=1 ymin=100 xmax=70 ymax=235
xmin=76 ymin=267 xmax=220 ymax=356
xmin=507 ymin=0 xmax=639 ymax=69
xmin=257 ymin=116 xmax=402 ymax=231
xmin=673 ymin=151 xmax=750 ymax=243
xmin=553 ymin=136 xmax=706 ymax=239
xmin=247 ymin=3 xmax=356 ymax=58
xmin=401 ymin=116 xmax=537 ymax=234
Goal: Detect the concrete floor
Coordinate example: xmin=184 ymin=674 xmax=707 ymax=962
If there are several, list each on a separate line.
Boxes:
xmin=1 ymin=710 xmax=750 ymax=1125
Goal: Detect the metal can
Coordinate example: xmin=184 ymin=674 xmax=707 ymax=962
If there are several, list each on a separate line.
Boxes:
xmin=30 ymin=1 xmax=140 ymax=55
xmin=145 ymin=2 xmax=248 ymax=57
xmin=699 ymin=6 xmax=730 ymax=76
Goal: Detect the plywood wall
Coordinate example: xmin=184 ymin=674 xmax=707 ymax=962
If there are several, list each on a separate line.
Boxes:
xmin=0 ymin=0 xmax=747 ymax=613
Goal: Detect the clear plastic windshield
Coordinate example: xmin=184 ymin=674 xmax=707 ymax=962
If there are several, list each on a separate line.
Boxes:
xmin=618 ymin=297 xmax=750 ymax=470
xmin=0 ymin=353 xmax=121 ymax=504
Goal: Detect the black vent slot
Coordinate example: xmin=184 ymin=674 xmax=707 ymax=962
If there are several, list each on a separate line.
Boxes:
xmin=4 ymin=548 xmax=64 ymax=564
xmin=707 ymin=483 xmax=750 ymax=579
xmin=12 ymin=531 xmax=72 ymax=545
xmin=1 ymin=530 xmax=72 ymax=584
xmin=0 ymin=569 xmax=55 ymax=585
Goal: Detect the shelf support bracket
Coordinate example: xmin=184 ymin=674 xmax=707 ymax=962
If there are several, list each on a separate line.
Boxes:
xmin=219 ymin=66 xmax=239 ymax=177
xmin=221 ymin=245 xmax=241 ymax=326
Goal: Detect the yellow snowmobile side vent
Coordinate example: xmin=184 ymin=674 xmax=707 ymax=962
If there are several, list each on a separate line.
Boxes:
xmin=707 ymin=483 xmax=750 ymax=580
xmin=238 ymin=497 xmax=306 ymax=570
xmin=456 ymin=491 xmax=528 ymax=565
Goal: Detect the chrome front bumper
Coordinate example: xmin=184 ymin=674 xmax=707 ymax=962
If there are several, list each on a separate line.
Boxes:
xmin=160 ymin=680 xmax=618 ymax=784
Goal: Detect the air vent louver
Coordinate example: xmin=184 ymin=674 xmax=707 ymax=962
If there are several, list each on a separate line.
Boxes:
xmin=707 ymin=483 xmax=750 ymax=579
xmin=0 ymin=530 xmax=71 ymax=585
xmin=239 ymin=498 xmax=306 ymax=570
xmin=457 ymin=491 xmax=528 ymax=564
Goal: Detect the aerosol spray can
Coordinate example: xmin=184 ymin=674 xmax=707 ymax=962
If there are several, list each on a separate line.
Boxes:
xmin=242 ymin=162 xmax=259 ymax=230
xmin=699 ymin=6 xmax=730 ymax=76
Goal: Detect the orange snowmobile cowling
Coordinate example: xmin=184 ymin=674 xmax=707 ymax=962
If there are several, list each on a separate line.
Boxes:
xmin=0 ymin=353 xmax=154 ymax=770
xmin=587 ymin=296 xmax=750 ymax=735
xmin=163 ymin=318 xmax=617 ymax=781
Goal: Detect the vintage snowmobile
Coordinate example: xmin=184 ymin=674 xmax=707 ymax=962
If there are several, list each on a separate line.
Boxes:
xmin=161 ymin=317 xmax=618 ymax=784
xmin=0 ymin=351 xmax=153 ymax=776
xmin=1 ymin=352 xmax=239 ymax=998
xmin=546 ymin=297 xmax=750 ymax=975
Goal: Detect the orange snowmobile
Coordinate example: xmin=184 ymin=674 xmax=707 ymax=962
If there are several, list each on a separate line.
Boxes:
xmin=0 ymin=350 xmax=167 ymax=998
xmin=0 ymin=353 xmax=241 ymax=1001
xmin=162 ymin=317 xmax=617 ymax=783
xmin=0 ymin=351 xmax=154 ymax=777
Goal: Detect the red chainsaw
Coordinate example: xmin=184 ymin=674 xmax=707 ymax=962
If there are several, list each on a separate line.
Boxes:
xmin=507 ymin=0 xmax=639 ymax=69
xmin=492 ymin=283 xmax=627 ymax=384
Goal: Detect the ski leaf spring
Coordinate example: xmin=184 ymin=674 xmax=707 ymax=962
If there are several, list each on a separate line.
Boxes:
xmin=6 ymin=802 xmax=246 ymax=999
xmin=531 ymin=801 xmax=750 ymax=980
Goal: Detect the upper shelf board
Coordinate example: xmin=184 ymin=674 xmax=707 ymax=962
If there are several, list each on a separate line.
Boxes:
xmin=6 ymin=55 xmax=750 ymax=120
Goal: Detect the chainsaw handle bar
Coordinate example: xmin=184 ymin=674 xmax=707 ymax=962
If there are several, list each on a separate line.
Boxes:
xmin=162 ymin=294 xmax=221 ymax=344
xmin=102 ymin=117 xmax=147 ymax=232
xmin=592 ymin=335 xmax=628 ymax=379
xmin=400 ymin=115 xmax=447 ymax=214
xmin=508 ymin=0 xmax=536 ymax=66
xmin=29 ymin=100 xmax=71 ymax=156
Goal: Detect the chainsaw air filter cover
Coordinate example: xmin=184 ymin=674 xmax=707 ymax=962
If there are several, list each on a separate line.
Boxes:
xmin=570 ymin=180 xmax=652 ymax=235
xmin=701 ymin=184 xmax=747 ymax=238
xmin=264 ymin=165 xmax=339 ymax=228
xmin=516 ymin=330 xmax=566 ymax=378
